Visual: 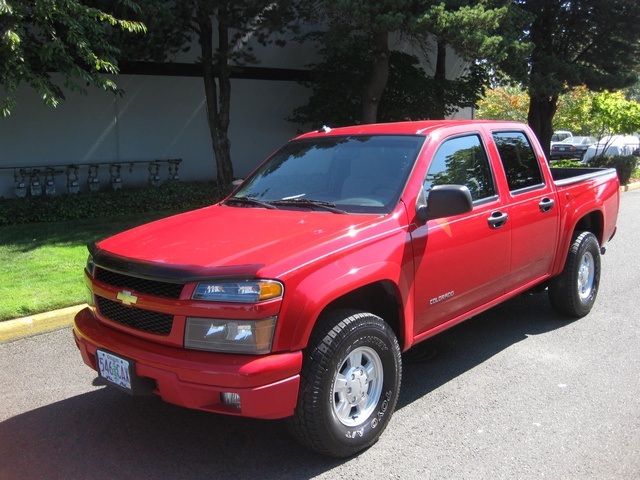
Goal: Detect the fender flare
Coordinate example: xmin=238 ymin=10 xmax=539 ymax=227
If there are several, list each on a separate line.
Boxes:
xmin=283 ymin=259 xmax=412 ymax=351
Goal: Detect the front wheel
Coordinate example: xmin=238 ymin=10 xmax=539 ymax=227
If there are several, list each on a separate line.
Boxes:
xmin=549 ymin=232 xmax=601 ymax=317
xmin=286 ymin=310 xmax=402 ymax=458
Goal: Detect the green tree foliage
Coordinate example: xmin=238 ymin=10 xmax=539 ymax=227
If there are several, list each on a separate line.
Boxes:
xmin=109 ymin=0 xmax=297 ymax=185
xmin=89 ymin=0 xmax=193 ymax=63
xmin=476 ymin=85 xmax=529 ymax=123
xmin=554 ymin=86 xmax=599 ymax=135
xmin=626 ymin=82 xmax=640 ymax=103
xmin=588 ymin=154 xmax=637 ymax=185
xmin=195 ymin=0 xmax=299 ymax=185
xmin=0 ymin=0 xmax=146 ymax=117
xmin=413 ymin=1 xmax=526 ymax=119
xmin=499 ymin=0 xmax=640 ymax=153
xmin=288 ymin=39 xmax=486 ymax=127
xmin=591 ymin=90 xmax=640 ymax=138
xmin=478 ymin=85 xmax=640 ymax=138
xmin=315 ymin=0 xmax=419 ymax=124
xmin=293 ymin=0 xmax=521 ymax=126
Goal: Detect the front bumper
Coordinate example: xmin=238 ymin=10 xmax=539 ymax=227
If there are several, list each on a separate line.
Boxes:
xmin=73 ymin=307 xmax=302 ymax=419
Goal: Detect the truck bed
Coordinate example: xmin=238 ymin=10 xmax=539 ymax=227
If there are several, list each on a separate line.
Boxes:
xmin=551 ymin=166 xmax=618 ymax=186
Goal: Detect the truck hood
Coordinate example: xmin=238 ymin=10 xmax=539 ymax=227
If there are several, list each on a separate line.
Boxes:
xmin=95 ymin=204 xmax=395 ymax=279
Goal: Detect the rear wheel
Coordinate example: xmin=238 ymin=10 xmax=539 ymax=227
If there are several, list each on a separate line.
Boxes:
xmin=286 ymin=309 xmax=402 ymax=458
xmin=549 ymin=232 xmax=601 ymax=317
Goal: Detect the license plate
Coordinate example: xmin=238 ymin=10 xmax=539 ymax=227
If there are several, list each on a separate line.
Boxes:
xmin=97 ymin=350 xmax=132 ymax=392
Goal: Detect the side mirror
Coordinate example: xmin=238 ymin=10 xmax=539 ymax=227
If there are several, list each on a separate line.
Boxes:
xmin=416 ymin=185 xmax=473 ymax=224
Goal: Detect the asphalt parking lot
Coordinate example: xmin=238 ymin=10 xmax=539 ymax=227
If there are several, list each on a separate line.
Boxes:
xmin=1 ymin=189 xmax=639 ymax=479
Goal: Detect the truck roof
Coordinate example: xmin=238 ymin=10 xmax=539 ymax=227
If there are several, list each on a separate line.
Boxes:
xmin=294 ymin=120 xmax=523 ymax=139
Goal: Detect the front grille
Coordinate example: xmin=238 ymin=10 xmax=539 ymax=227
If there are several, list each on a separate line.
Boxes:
xmin=96 ymin=268 xmax=184 ymax=299
xmin=97 ymin=296 xmax=174 ymax=335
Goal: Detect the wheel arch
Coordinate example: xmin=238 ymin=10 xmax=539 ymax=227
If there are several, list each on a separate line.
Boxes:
xmin=289 ymin=279 xmax=406 ymax=353
xmin=554 ymin=209 xmax=604 ymax=275
xmin=321 ymin=281 xmax=403 ymax=342
xmin=549 ymin=230 xmax=601 ymax=317
xmin=574 ymin=210 xmax=604 ymax=245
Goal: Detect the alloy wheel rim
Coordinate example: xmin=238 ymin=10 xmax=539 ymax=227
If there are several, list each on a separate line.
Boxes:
xmin=332 ymin=346 xmax=384 ymax=427
xmin=578 ymin=251 xmax=595 ymax=301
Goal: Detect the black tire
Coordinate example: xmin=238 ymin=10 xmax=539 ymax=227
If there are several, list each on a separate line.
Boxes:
xmin=286 ymin=309 xmax=402 ymax=458
xmin=549 ymin=232 xmax=601 ymax=317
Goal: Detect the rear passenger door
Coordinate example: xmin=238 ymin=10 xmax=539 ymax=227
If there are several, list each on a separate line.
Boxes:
xmin=491 ymin=131 xmax=559 ymax=288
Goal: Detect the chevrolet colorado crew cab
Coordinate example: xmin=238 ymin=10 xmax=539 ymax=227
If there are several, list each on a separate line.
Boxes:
xmin=74 ymin=120 xmax=620 ymax=457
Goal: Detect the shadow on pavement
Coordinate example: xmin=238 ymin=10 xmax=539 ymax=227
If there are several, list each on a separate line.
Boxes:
xmin=0 ymin=388 xmax=336 ymax=479
xmin=399 ymin=292 xmax=571 ymax=410
xmin=0 ymin=292 xmax=570 ymax=479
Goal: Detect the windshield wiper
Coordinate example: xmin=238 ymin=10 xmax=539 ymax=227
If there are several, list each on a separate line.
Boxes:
xmin=225 ymin=197 xmax=279 ymax=210
xmin=269 ymin=199 xmax=347 ymax=214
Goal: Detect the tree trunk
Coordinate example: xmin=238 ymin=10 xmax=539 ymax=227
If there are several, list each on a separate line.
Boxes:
xmin=527 ymin=90 xmax=558 ymax=159
xmin=433 ymin=40 xmax=447 ymax=119
xmin=361 ymin=30 xmax=390 ymax=124
xmin=196 ymin=1 xmax=234 ymax=186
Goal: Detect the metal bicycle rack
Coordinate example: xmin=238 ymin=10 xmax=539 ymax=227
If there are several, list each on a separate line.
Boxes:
xmin=2 ymin=159 xmax=182 ymax=198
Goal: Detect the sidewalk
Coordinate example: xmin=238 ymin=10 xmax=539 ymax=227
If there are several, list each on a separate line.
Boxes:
xmin=621 ymin=181 xmax=640 ymax=192
xmin=0 ymin=304 xmax=86 ymax=343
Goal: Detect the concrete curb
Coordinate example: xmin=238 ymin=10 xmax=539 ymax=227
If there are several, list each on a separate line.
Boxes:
xmin=621 ymin=181 xmax=640 ymax=192
xmin=0 ymin=304 xmax=86 ymax=343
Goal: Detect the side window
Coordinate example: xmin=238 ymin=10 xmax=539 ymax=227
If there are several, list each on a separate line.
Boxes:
xmin=492 ymin=131 xmax=544 ymax=192
xmin=424 ymin=134 xmax=496 ymax=202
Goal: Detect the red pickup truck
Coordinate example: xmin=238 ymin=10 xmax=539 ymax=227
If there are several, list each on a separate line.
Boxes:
xmin=73 ymin=120 xmax=619 ymax=457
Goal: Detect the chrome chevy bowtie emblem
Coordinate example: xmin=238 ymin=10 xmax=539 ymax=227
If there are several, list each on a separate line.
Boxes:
xmin=116 ymin=290 xmax=138 ymax=306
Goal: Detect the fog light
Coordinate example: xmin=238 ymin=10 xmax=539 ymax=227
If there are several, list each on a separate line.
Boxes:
xmin=221 ymin=392 xmax=241 ymax=410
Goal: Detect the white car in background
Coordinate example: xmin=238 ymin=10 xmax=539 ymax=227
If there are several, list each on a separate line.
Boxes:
xmin=550 ymin=130 xmax=573 ymax=147
xmin=582 ymin=135 xmax=640 ymax=163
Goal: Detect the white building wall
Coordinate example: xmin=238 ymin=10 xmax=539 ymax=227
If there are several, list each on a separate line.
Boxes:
xmin=0 ymin=73 xmax=311 ymax=198
xmin=0 ymin=32 xmax=472 ymax=199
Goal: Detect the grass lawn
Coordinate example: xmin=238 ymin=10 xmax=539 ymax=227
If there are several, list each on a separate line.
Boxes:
xmin=0 ymin=213 xmax=170 ymax=321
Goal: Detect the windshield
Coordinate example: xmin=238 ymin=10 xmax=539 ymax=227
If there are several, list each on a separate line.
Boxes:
xmin=230 ymin=135 xmax=425 ymax=214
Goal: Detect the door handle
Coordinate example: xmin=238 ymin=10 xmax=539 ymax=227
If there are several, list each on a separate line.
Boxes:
xmin=539 ymin=197 xmax=555 ymax=212
xmin=488 ymin=211 xmax=508 ymax=229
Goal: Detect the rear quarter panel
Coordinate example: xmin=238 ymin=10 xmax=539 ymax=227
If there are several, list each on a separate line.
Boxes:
xmin=551 ymin=168 xmax=620 ymax=275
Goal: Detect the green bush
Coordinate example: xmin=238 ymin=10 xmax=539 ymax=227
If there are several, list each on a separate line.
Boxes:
xmin=587 ymin=155 xmax=638 ymax=185
xmin=550 ymin=159 xmax=584 ymax=168
xmin=0 ymin=181 xmax=230 ymax=226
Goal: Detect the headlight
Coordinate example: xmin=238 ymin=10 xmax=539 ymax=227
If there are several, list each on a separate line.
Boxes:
xmin=86 ymin=255 xmax=96 ymax=277
xmin=185 ymin=317 xmax=277 ymax=354
xmin=192 ymin=280 xmax=283 ymax=303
